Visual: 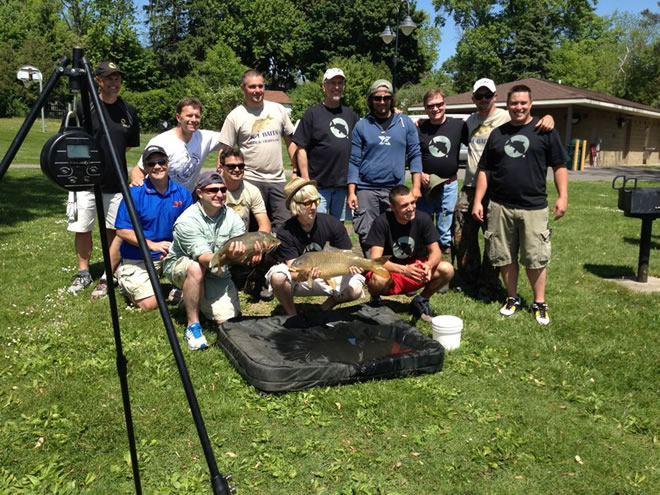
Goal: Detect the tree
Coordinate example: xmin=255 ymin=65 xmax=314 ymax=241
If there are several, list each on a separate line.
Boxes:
xmin=433 ymin=0 xmax=600 ymax=91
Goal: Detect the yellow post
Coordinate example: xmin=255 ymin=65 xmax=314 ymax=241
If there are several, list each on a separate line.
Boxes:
xmin=580 ymin=139 xmax=587 ymax=171
xmin=573 ymin=139 xmax=580 ymax=171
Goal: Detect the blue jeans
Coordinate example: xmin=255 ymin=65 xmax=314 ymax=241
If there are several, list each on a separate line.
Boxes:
xmin=318 ymin=187 xmax=351 ymax=221
xmin=416 ymin=180 xmax=457 ymax=248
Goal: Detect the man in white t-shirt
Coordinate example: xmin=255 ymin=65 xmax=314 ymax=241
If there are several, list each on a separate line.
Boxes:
xmin=219 ymin=69 xmax=296 ymax=232
xmin=130 ymin=97 xmax=221 ymax=192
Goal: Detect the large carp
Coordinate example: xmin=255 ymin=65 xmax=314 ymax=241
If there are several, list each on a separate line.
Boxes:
xmin=210 ymin=231 xmax=280 ymax=269
xmin=289 ymin=248 xmax=390 ymax=287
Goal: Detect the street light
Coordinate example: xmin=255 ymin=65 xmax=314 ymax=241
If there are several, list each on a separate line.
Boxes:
xmin=16 ymin=65 xmax=46 ymax=133
xmin=379 ymin=0 xmax=417 ymax=90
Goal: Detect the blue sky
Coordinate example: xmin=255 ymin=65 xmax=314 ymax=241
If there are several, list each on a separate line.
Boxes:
xmin=416 ymin=0 xmax=656 ymax=67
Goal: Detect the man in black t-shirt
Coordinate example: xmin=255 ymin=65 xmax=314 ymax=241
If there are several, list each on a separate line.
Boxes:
xmin=472 ymin=84 xmax=568 ymax=325
xmin=265 ymin=177 xmax=365 ymax=315
xmin=65 ymin=61 xmax=140 ymax=298
xmin=365 ymin=185 xmax=454 ymax=322
xmin=417 ymin=89 xmax=468 ymax=255
xmin=293 ymin=68 xmax=359 ymax=221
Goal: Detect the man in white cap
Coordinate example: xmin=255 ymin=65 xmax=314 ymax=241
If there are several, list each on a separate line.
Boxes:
xmin=453 ymin=77 xmax=554 ymax=303
xmin=293 ymin=68 xmax=359 ymax=221
xmin=347 ymin=79 xmax=422 ymax=255
xmin=65 ymin=61 xmax=140 ymax=298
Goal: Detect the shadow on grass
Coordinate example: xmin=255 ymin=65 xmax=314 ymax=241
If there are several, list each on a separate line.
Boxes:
xmin=0 ymin=173 xmax=65 ymax=227
xmin=583 ymin=263 xmax=636 ymax=279
xmin=623 ymin=235 xmax=660 ymax=251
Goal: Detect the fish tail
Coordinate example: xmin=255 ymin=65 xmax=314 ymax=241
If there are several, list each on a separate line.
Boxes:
xmin=372 ymin=267 xmax=391 ymax=280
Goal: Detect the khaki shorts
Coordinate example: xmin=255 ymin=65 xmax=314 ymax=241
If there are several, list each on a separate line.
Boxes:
xmin=485 ymin=201 xmax=551 ymax=269
xmin=117 ymin=259 xmax=162 ymax=303
xmin=169 ymin=256 xmax=240 ymax=323
xmin=66 ymin=191 xmax=121 ymax=232
xmin=265 ymin=262 xmax=365 ymax=298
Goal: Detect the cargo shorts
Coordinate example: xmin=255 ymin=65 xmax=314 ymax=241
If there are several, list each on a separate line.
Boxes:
xmin=485 ymin=201 xmax=551 ymax=269
xmin=117 ymin=259 xmax=163 ymax=304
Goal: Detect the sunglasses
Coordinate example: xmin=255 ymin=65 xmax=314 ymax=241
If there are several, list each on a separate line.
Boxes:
xmin=425 ymin=102 xmax=445 ymax=109
xmin=372 ymin=95 xmax=392 ymax=102
xmin=224 ymin=163 xmax=245 ymax=171
xmin=296 ymin=198 xmax=320 ymax=208
xmin=473 ymin=92 xmax=494 ymax=101
xmin=203 ymin=186 xmax=227 ymax=195
xmin=145 ymin=158 xmax=167 ymax=167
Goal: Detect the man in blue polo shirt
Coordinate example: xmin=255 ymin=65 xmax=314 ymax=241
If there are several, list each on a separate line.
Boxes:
xmin=115 ymin=145 xmax=193 ymax=310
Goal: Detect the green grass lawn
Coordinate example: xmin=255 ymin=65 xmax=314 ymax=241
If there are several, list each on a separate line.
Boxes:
xmin=1 ymin=167 xmax=658 ymax=494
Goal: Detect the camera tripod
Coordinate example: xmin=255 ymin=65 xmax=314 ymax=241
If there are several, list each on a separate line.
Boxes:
xmin=0 ymin=48 xmax=233 ymax=494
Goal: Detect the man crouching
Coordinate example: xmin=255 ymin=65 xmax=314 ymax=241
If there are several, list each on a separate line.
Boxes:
xmin=266 ymin=177 xmax=364 ymax=316
xmin=365 ymin=185 xmax=454 ymax=322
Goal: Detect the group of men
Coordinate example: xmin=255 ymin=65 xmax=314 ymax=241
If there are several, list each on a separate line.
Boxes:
xmin=65 ymin=60 xmax=568 ymax=351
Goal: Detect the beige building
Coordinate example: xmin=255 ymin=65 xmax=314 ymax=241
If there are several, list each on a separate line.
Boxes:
xmin=410 ymin=78 xmax=660 ymax=167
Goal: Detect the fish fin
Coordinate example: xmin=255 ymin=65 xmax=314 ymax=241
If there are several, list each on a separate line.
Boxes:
xmin=210 ymin=251 xmax=220 ymax=269
xmin=372 ymin=267 xmax=391 ymax=280
xmin=326 ymin=279 xmax=337 ymax=290
xmin=372 ymin=255 xmax=391 ymax=264
xmin=325 ymin=246 xmax=353 ymax=254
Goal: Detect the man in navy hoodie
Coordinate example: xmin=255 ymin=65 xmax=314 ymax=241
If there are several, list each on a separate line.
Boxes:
xmin=347 ymin=79 xmax=422 ymax=254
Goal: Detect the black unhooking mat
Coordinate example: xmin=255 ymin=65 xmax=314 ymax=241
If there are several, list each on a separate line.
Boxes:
xmin=216 ymin=304 xmax=444 ymax=392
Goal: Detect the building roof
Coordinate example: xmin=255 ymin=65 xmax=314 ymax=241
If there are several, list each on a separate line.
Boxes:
xmin=264 ymin=90 xmax=292 ymax=105
xmin=415 ymin=78 xmax=660 ymax=119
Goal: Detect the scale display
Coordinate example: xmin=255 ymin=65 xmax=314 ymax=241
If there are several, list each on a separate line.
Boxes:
xmin=40 ymin=128 xmax=103 ymax=191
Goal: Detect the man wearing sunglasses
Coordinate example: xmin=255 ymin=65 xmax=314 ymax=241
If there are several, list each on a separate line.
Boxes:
xmin=453 ymin=78 xmax=554 ymax=303
xmin=265 ymin=177 xmax=365 ymax=316
xmin=114 ymin=145 xmax=192 ymax=310
xmin=347 ymin=79 xmax=422 ymax=255
xmin=163 ymin=171 xmax=256 ymax=350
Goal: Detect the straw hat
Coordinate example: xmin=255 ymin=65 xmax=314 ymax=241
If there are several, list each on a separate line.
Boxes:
xmin=284 ymin=177 xmax=317 ymax=209
xmin=423 ymin=174 xmax=450 ymax=203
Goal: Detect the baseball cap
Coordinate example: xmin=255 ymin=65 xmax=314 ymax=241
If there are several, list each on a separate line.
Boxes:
xmin=323 ymin=68 xmax=345 ymax=82
xmin=96 ymin=61 xmax=122 ymax=77
xmin=472 ymin=78 xmax=496 ymax=94
xmin=196 ymin=170 xmax=224 ymax=189
xmin=141 ymin=145 xmax=167 ymax=163
xmin=369 ymin=79 xmax=394 ymax=96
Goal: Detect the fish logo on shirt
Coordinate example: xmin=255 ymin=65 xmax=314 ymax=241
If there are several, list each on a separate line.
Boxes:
xmin=329 ymin=118 xmax=349 ymax=139
xmin=251 ymin=115 xmax=275 ymax=135
xmin=393 ymin=236 xmax=415 ymax=259
xmin=429 ymin=136 xmax=451 ymax=158
xmin=504 ymin=135 xmax=530 ymax=158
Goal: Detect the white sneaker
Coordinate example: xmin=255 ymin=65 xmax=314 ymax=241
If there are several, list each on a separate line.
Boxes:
xmin=184 ymin=322 xmax=208 ymax=350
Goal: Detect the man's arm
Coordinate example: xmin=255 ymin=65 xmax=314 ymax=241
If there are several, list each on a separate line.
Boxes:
xmin=535 ymin=115 xmax=555 ymax=132
xmin=552 ymin=166 xmax=568 ymax=220
xmin=295 ymin=147 xmax=310 ymax=180
xmin=254 ymin=212 xmax=271 ymax=233
xmin=117 ymin=228 xmax=170 ymax=257
xmin=130 ymin=166 xmax=146 ymax=187
xmin=471 ymin=169 xmax=489 ymax=222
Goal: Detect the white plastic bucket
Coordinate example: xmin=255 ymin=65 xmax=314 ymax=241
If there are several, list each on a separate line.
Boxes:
xmin=431 ymin=315 xmax=463 ymax=350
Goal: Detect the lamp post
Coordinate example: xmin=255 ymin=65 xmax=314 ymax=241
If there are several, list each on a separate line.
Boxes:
xmin=17 ymin=65 xmax=46 ymax=132
xmin=379 ymin=0 xmax=417 ymax=91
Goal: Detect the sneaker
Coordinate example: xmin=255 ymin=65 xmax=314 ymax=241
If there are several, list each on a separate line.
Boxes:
xmin=368 ymin=296 xmax=384 ymax=307
xmin=91 ymin=278 xmax=108 ymax=300
xmin=410 ymin=295 xmax=433 ymax=322
xmin=259 ymin=286 xmax=274 ymax=302
xmin=167 ymin=288 xmax=183 ymax=305
xmin=67 ymin=272 xmax=93 ymax=295
xmin=500 ymin=296 xmax=521 ymax=316
xmin=531 ymin=302 xmax=550 ymax=325
xmin=184 ymin=322 xmax=208 ymax=350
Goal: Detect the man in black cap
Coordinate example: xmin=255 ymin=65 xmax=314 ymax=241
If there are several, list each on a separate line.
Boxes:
xmin=163 ymin=171 xmax=259 ymax=350
xmin=114 ymin=146 xmax=192 ymax=310
xmin=65 ymin=61 xmax=140 ymax=298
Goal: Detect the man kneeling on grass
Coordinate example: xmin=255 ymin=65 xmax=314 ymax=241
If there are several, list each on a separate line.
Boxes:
xmin=365 ymin=185 xmax=454 ymax=322
xmin=115 ymin=145 xmax=192 ymax=310
xmin=265 ymin=177 xmax=365 ymax=316
xmin=163 ymin=171 xmax=261 ymax=350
